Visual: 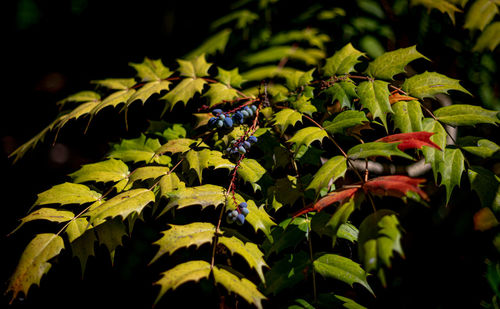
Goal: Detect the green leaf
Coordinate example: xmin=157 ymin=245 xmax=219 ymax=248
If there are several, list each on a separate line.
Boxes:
xmin=65 ymin=217 xmax=90 ymax=243
xmin=325 ymin=198 xmax=357 ymax=247
xmin=244 ymin=46 xmax=325 ymax=66
xmin=129 ymin=57 xmax=173 ymax=81
xmin=322 ymin=80 xmax=358 ymax=109
xmin=9 ymin=119 xmax=59 ymax=164
xmin=213 ymin=266 xmax=266 ymax=309
xmin=7 ymin=233 xmax=64 ymax=303
xmin=284 ymin=69 xmax=315 ymax=90
xmin=306 ymin=156 xmax=347 ymax=194
xmin=57 ymin=90 xmax=100 ymax=108
xmin=273 ymin=108 xmax=303 ymax=132
xmin=91 ymin=89 xmax=137 ymax=115
xmin=94 ymin=218 xmax=127 ymax=264
xmin=108 ymin=134 xmax=170 ymax=165
xmin=264 ymin=251 xmax=310 ymax=295
xmin=337 ymin=223 xmax=359 ymax=243
xmin=126 ymin=166 xmax=170 ymax=188
xmin=402 ymin=71 xmax=472 ymax=99
xmin=464 ymin=0 xmax=498 ymax=31
xmin=269 ymin=28 xmax=331 ymax=49
xmin=438 ymin=147 xmax=465 ymax=204
xmin=237 ymin=158 xmax=266 ymax=192
xmin=159 ymin=173 xmax=184 ymax=197
xmin=422 ymin=118 xmax=447 ymax=182
xmin=85 ymin=188 xmax=155 ymax=224
xmin=92 ymin=78 xmax=136 ymax=90
xmin=155 ymin=138 xmax=206 ymax=155
xmin=67 ymin=218 xmax=97 ymax=274
xmin=461 ymin=138 xmax=500 ymax=158
xmin=392 ymin=100 xmax=423 ymax=133
xmin=216 ymin=67 xmax=244 ymax=88
xmin=240 ymin=65 xmax=297 ymax=82
xmin=264 ymin=217 xmax=309 ymax=256
xmin=268 ymin=176 xmax=304 ymax=212
xmin=219 ymin=236 xmax=268 ymax=283
xmin=33 ymin=182 xmax=102 ymax=209
xmin=365 ymin=46 xmax=429 ymax=80
xmin=10 ymin=208 xmax=74 ymax=235
xmin=210 ymin=9 xmax=258 ymax=30
xmin=69 ymin=159 xmax=130 ymax=184
xmin=161 ymin=77 xmax=206 ymax=112
xmin=203 ymin=82 xmax=239 ymax=107
xmin=185 ymin=28 xmax=232 ymax=59
xmin=322 ymin=43 xmax=365 ymax=76
xmin=313 ymin=254 xmax=374 ymax=295
xmin=177 ymin=54 xmax=212 ymax=78
xmin=323 ymin=110 xmax=369 ymax=135
xmin=434 ymin=104 xmax=500 ymax=126
xmin=226 ymin=198 xmax=276 ymax=239
xmin=358 ymin=210 xmax=404 ymax=286
xmin=410 ymin=0 xmax=461 ymax=23
xmin=160 ymin=184 xmax=226 ymax=216
xmin=160 ymin=123 xmax=188 ymax=141
xmin=291 ymin=95 xmax=317 ymax=116
xmin=347 ymin=142 xmax=413 ymax=160
xmin=125 ymin=80 xmax=171 ymax=106
xmin=186 ymin=149 xmax=234 ymax=183
xmin=357 ymin=80 xmax=393 ymax=130
xmin=288 ymin=127 xmax=328 ymax=151
xmin=468 ymin=166 xmax=500 ymax=212
xmin=473 ymin=22 xmax=500 ymax=52
xmin=154 ymin=260 xmax=211 ymax=305
xmin=150 ymin=223 xmax=216 ymax=264
xmin=56 ymin=100 xmax=101 ymax=129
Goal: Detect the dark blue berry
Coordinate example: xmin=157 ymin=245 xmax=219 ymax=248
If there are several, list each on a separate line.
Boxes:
xmin=216 ymin=120 xmax=224 ymax=128
xmin=239 ymin=202 xmax=247 ymax=208
xmin=212 ymin=109 xmax=223 ymax=116
xmin=231 ymin=210 xmax=239 ymax=217
xmin=241 ymin=208 xmax=250 ymax=216
xmin=248 ymin=136 xmax=258 ymax=144
xmin=238 ymin=146 xmax=246 ymax=154
xmin=250 ymin=105 xmax=257 ymax=112
xmin=243 ymin=141 xmax=251 ymax=149
xmin=236 ymin=214 xmax=245 ymax=225
xmin=208 ymin=117 xmax=217 ymax=127
xmin=219 ymin=113 xmax=226 ymax=120
xmin=241 ymin=110 xmax=249 ymax=118
xmin=223 ymin=117 xmax=233 ymax=128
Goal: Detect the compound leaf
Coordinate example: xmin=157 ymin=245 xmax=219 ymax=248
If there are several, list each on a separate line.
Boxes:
xmin=237 ymin=158 xmax=266 ymax=192
xmin=161 ymin=184 xmax=226 ymax=215
xmin=203 ymin=82 xmax=239 ymax=107
xmin=10 ymin=208 xmax=74 ymax=235
xmin=129 ymin=57 xmax=173 ymax=81
xmin=402 ymin=71 xmax=472 ymax=99
xmin=273 ymin=108 xmax=303 ymax=133
xmin=161 ymin=77 xmax=206 ymax=112
xmin=284 ymin=68 xmax=315 ymax=90
xmin=313 ymin=253 xmax=374 ymax=295
xmin=177 ymin=54 xmax=212 ymax=78
xmin=216 ymin=67 xmax=244 ymax=88
xmin=125 ymin=80 xmax=171 ymax=106
xmin=219 ymin=236 xmax=268 ymax=283
xmin=155 ymin=138 xmax=207 ymax=155
xmin=461 ymin=138 xmax=500 ymax=158
xmin=150 ymin=222 xmax=216 ymax=264
xmin=365 ymin=46 xmax=429 ymax=80
xmin=126 ymin=166 xmax=170 ymax=188
xmin=91 ymin=89 xmax=136 ymax=115
xmin=92 ymin=78 xmax=136 ymax=90
xmin=322 ymin=80 xmax=358 ymax=109
xmin=154 ymin=260 xmax=211 ymax=305
xmin=69 ymin=159 xmax=130 ymax=184
xmin=291 ymin=95 xmax=317 ymax=116
xmin=7 ymin=233 xmax=64 ymax=304
xmin=33 ymin=182 xmax=101 ymax=209
xmin=108 ymin=134 xmax=170 ymax=165
xmin=288 ymin=127 xmax=328 ymax=151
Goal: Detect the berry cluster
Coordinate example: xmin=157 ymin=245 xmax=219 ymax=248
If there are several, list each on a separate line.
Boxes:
xmin=226 ymin=202 xmax=250 ymax=225
xmin=226 ymin=135 xmax=258 ymax=155
xmin=208 ymin=105 xmax=257 ymax=129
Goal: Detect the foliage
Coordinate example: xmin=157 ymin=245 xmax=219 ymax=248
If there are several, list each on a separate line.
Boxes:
xmin=5 ymin=0 xmax=500 ymax=308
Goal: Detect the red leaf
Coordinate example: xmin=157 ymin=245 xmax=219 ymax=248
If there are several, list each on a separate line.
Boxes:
xmin=292 ymin=187 xmax=359 ymax=218
xmin=362 ymin=175 xmax=429 ymax=201
xmin=376 ymin=131 xmax=442 ymax=151
xmin=389 ymin=93 xmax=418 ymax=104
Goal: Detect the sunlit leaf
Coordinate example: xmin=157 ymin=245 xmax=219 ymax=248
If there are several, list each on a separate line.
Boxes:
xmin=226 ymin=198 xmax=275 ymax=239
xmin=322 ymin=43 xmax=365 ymax=76
xmin=10 ymin=208 xmax=74 ymax=235
xmin=464 ymin=0 xmax=498 ymax=31
xmin=306 ymin=156 xmax=347 ymax=194
xmin=161 ymin=77 xmax=206 ymax=112
xmin=402 ymin=71 xmax=472 ymax=99
xmin=473 ymin=22 xmax=500 ymax=52
xmin=203 ymin=82 xmax=239 ymax=107
xmin=362 ymin=175 xmax=429 ymax=201
xmin=216 ymin=67 xmax=244 ymax=88
xmin=434 ymin=104 xmax=500 ymax=126
xmin=357 ymin=80 xmax=393 ymax=130
xmin=32 ymin=182 xmax=101 ymax=209
xmin=177 ymin=54 xmax=212 ymax=78
xmin=284 ymin=69 xmax=315 ymax=90
xmin=108 ymin=134 xmax=170 ymax=165
xmin=323 ymin=110 xmax=368 ymax=134
xmin=392 ymin=100 xmax=423 ymax=133
xmin=185 ymin=28 xmax=232 ymax=59
xmin=160 ymin=184 xmax=226 ymax=216
xmin=347 ymin=142 xmax=413 ymax=160
xmin=288 ymin=127 xmax=328 ymax=151
xmin=411 ymin=0 xmax=462 ymax=23
xmin=273 ymin=108 xmax=303 ymax=133
xmin=129 ymin=57 xmax=173 ymax=82
xmin=422 ymin=118 xmax=447 ymax=182
xmin=213 ymin=266 xmax=266 ymax=309
xmin=237 ymin=158 xmax=266 ymax=192
xmin=322 ymin=79 xmax=358 ymax=109
xmin=365 ymin=46 xmax=429 ymax=80
xmin=219 ymin=236 xmax=268 ymax=283
xmin=438 ymin=147 xmax=465 ymax=204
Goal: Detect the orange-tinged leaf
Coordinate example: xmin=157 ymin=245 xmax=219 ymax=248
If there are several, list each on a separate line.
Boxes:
xmin=474 ymin=207 xmax=499 ymax=231
xmin=389 ymin=93 xmax=418 ymax=104
xmin=293 ymin=187 xmax=359 ymax=217
xmin=376 ymin=131 xmax=441 ymax=151
xmin=363 ymin=175 xmax=429 ymax=201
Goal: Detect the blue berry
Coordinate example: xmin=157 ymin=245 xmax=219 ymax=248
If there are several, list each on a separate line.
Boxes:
xmin=239 ymin=202 xmax=247 ymax=208
xmin=248 ymin=136 xmax=258 ymax=144
xmin=226 ymin=214 xmax=236 ymax=224
xmin=217 ymin=120 xmax=224 ymax=128
xmin=250 ymin=105 xmax=257 ymax=112
xmin=219 ymin=113 xmax=226 ymax=120
xmin=243 ymin=141 xmax=251 ymax=149
xmin=241 ymin=110 xmax=249 ymax=118
xmin=208 ymin=117 xmax=217 ymax=127
xmin=236 ymin=213 xmax=245 ymax=225
xmin=223 ymin=117 xmax=233 ymax=128
xmin=238 ymin=146 xmax=246 ymax=154
xmin=231 ymin=210 xmax=239 ymax=217
xmin=212 ymin=109 xmax=223 ymax=116
xmin=241 ymin=207 xmax=250 ymax=216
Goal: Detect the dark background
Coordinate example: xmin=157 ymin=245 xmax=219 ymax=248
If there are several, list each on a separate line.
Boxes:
xmin=0 ymin=1 xmax=496 ymax=308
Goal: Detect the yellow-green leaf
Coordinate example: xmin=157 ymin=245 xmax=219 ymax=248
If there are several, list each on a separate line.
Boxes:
xmin=219 ymin=236 xmax=268 ymax=283
xmin=177 ymin=54 xmax=212 ymax=78
xmin=160 ymin=184 xmax=226 ymax=216
xmin=392 ymin=100 xmax=423 ymax=133
xmin=108 ymin=134 xmax=170 ymax=164
xmin=186 ymin=149 xmax=235 ymax=183
xmin=69 ymin=159 xmax=130 ymax=184
xmin=357 ymin=80 xmax=393 ymax=130
xmin=161 ymin=77 xmax=206 ymax=113
xmin=85 ymin=188 xmax=155 ymax=224
xmin=365 ymin=45 xmax=429 ymax=80
xmin=57 ymin=90 xmax=100 ymax=108
xmin=323 ymin=110 xmax=368 ymax=134
xmin=288 ymin=127 xmax=328 ymax=151
xmin=422 ymin=118 xmax=447 ymax=182
xmin=91 ymin=89 xmax=136 ymax=115
xmin=125 ymin=80 xmax=171 ymax=106
xmin=291 ymin=95 xmax=317 ymax=116
xmin=237 ymin=158 xmax=266 ymax=192
xmin=155 ymin=138 xmax=206 ymax=155
xmin=159 ymin=173 xmax=184 ymax=198
xmin=402 ymin=71 xmax=472 ymax=99
xmin=203 ymin=82 xmax=239 ymax=107
xmin=322 ymin=43 xmax=365 ymax=76
xmin=284 ymin=68 xmax=315 ymax=90
xmin=185 ymin=28 xmax=232 ymax=59
xmin=33 ymin=182 xmax=102 ymax=209
xmin=434 ymin=104 xmax=500 ymax=126
xmin=126 ymin=166 xmax=170 ymax=189
xmin=154 ymin=260 xmax=211 ymax=305
xmin=473 ymin=22 xmax=500 ymax=52
xmin=150 ymin=222 xmax=216 ymax=264
xmin=10 ymin=208 xmax=74 ymax=235
xmin=226 ymin=198 xmax=275 ymax=239
xmin=464 ymin=0 xmax=498 ymax=31
xmin=213 ymin=266 xmax=266 ymax=309
xmin=7 ymin=233 xmax=64 ymax=303
xmin=273 ymin=108 xmax=303 ymax=133
xmin=92 ymin=78 xmax=136 ymax=90
xmin=129 ymin=57 xmax=173 ymax=81
xmin=217 ymin=67 xmax=244 ymax=88
xmin=306 ymin=156 xmax=347 ymax=193
xmin=411 ymin=0 xmax=462 ymax=23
